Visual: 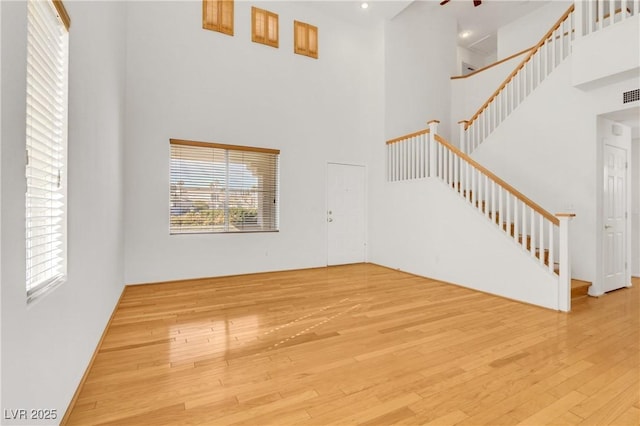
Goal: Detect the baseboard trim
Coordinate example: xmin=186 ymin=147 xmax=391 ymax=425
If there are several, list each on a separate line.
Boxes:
xmin=60 ymin=285 xmax=127 ymax=425
xmin=369 ymin=262 xmax=563 ymax=312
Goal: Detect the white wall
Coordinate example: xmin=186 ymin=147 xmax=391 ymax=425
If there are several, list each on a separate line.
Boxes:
xmin=384 ymin=0 xmax=457 ymax=139
xmin=370 ymin=178 xmax=560 ymax=310
xmin=123 ymin=1 xmax=384 ymax=284
xmin=456 ymin=46 xmax=495 ymax=75
xmin=1 ymin=1 xmax=126 ymax=422
xmin=497 ymin=1 xmax=572 ymax=59
xmin=572 ymin=15 xmax=640 ymax=89
xmin=633 ymin=138 xmax=640 ymax=277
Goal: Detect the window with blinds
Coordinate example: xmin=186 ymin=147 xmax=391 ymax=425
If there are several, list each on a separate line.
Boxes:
xmin=25 ymin=0 xmax=70 ymax=303
xmin=251 ymin=6 xmax=279 ymax=48
xmin=203 ymin=0 xmax=234 ymax=36
xmin=170 ymin=140 xmax=279 ymax=234
xmin=294 ymin=20 xmax=318 ymax=59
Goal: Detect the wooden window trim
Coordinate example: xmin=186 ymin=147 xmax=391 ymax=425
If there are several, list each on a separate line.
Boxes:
xmin=294 ymin=20 xmax=318 ymax=59
xmin=252 ymin=7 xmax=279 ymax=48
xmin=170 ymin=139 xmax=280 ymax=155
xmin=202 ymin=0 xmax=234 ymax=36
xmin=52 ymin=0 xmax=71 ymax=31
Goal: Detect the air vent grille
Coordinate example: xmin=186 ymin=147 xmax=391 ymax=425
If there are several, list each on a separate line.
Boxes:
xmin=623 ymin=89 xmax=639 ymax=104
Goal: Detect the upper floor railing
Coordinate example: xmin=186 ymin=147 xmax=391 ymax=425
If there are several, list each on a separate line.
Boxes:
xmin=576 ymin=0 xmax=639 ymax=37
xmin=460 ymin=0 xmax=638 ymax=153
xmin=460 ymin=5 xmax=576 ymax=153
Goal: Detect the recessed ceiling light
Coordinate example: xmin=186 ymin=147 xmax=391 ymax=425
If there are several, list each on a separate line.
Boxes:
xmin=460 ymin=31 xmax=472 ymax=39
xmin=361 ymin=2 xmax=369 ymax=9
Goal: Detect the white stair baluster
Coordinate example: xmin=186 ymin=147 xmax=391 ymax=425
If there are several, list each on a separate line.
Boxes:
xmin=484 ymin=175 xmax=489 ymax=218
xmin=539 ymin=41 xmax=545 ymax=83
xmin=391 ymin=143 xmax=396 ymax=181
xmin=598 ymin=0 xmax=604 ymax=31
xmin=392 ymin=143 xmax=397 ymax=181
xmin=469 ymin=164 xmax=474 ymax=204
xmin=454 ymin=152 xmax=459 ymax=190
xmin=403 ymin=139 xmax=407 ymax=180
xmin=438 ymin=143 xmax=443 ymax=179
xmin=532 ymin=53 xmax=538 ymax=89
xmin=521 ymin=203 xmax=528 ymax=250
xmin=466 ymin=162 xmax=471 ymax=202
xmin=491 ymin=181 xmax=496 ymax=223
xmin=530 ymin=210 xmax=536 ymax=258
xmin=449 ymin=146 xmax=452 ymax=183
xmin=575 ymin=0 xmax=584 ymax=37
xmin=592 ymin=0 xmax=597 ymax=32
xmin=539 ymin=215 xmax=545 ymax=265
xmin=609 ymin=0 xmax=616 ymax=25
xmin=498 ymin=186 xmax=504 ymax=230
xmin=560 ymin=19 xmax=565 ymax=61
xmin=409 ymin=137 xmax=414 ymax=179
xmin=513 ymin=198 xmax=519 ymax=243
xmin=387 ymin=143 xmax=396 ymax=182
xmin=506 ymin=193 xmax=511 ymax=235
xmin=417 ymin=135 xmax=422 ymax=178
xmin=621 ymin=0 xmax=627 ymax=20
xmin=548 ymin=223 xmax=555 ymax=273
xmin=415 ymin=136 xmax=420 ymax=179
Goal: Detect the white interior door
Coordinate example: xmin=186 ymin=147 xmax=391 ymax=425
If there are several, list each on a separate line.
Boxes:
xmin=327 ymin=163 xmax=366 ymax=266
xmin=603 ymin=143 xmax=627 ymax=292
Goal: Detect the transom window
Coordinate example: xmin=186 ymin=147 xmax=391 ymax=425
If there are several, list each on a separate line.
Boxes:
xmin=251 ymin=6 xmax=279 ymax=48
xmin=170 ymin=140 xmax=280 ymax=234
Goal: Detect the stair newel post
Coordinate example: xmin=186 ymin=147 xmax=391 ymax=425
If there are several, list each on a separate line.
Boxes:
xmin=427 ymin=120 xmax=439 ymax=178
xmin=458 ymin=120 xmax=468 ymax=154
xmin=556 ymin=213 xmax=576 ymax=312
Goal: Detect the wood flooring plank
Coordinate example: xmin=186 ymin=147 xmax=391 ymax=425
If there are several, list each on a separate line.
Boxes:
xmin=64 ymin=266 xmax=640 ymax=426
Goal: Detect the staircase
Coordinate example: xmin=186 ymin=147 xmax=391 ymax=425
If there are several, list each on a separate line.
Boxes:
xmin=387 ymin=120 xmax=575 ymax=311
xmin=459 ymin=1 xmax=639 ymax=154
xmin=382 ymin=1 xmax=637 ymax=311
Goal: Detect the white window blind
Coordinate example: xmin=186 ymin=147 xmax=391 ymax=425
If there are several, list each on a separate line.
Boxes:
xmin=25 ymin=0 xmax=69 ymax=302
xmin=170 ymin=140 xmax=279 ymax=234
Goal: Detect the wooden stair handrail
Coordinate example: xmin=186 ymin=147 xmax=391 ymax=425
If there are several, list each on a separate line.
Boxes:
xmin=465 ymin=4 xmax=575 ymax=130
xmin=434 ymin=134 xmax=560 ymax=226
xmin=386 ymin=128 xmax=430 ymax=145
xmin=450 ymin=45 xmax=535 ymax=80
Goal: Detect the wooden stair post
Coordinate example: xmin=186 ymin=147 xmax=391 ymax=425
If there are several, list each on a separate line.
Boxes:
xmin=557 ymin=213 xmax=576 ymax=312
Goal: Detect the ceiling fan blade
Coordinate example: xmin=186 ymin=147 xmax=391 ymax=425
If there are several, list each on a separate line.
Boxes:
xmin=440 ymin=0 xmax=451 ymax=5
xmin=473 ymin=0 xmax=482 ymax=6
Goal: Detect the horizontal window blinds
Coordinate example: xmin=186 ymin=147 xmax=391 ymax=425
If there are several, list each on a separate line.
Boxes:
xmin=25 ymin=0 xmax=69 ymax=302
xmin=170 ymin=140 xmax=279 ymax=234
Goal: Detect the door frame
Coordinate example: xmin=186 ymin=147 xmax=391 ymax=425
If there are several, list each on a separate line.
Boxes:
xmin=594 ymin=117 xmax=632 ymax=296
xmin=326 ymin=162 xmax=367 ymax=266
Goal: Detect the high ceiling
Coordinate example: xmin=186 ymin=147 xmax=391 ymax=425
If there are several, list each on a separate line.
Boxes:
xmin=304 ymin=0 xmax=552 ymax=57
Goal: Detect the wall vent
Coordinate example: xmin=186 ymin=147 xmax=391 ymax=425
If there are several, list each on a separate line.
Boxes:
xmin=623 ymin=89 xmax=639 ymax=104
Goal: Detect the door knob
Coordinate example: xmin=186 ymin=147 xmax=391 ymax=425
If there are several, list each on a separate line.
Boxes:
xmin=328 ymin=218 xmax=333 ymax=222
xmin=604 ymin=225 xmax=612 ymax=229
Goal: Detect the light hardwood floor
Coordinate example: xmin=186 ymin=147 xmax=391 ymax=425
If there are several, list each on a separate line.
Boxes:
xmin=65 ymin=264 xmax=639 ymax=425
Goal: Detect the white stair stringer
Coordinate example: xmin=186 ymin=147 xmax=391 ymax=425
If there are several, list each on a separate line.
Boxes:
xmin=374 ymin=177 xmax=560 ymax=310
